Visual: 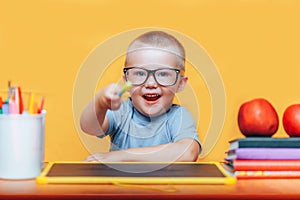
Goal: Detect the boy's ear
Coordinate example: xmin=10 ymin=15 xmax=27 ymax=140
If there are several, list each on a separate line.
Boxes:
xmin=176 ymin=76 xmax=188 ymax=93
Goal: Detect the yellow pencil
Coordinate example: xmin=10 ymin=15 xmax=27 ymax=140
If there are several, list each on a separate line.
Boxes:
xmin=28 ymin=92 xmax=35 ymax=114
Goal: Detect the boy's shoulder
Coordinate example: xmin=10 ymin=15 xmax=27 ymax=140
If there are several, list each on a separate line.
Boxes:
xmin=116 ymin=99 xmax=134 ymax=116
xmin=167 ymin=104 xmax=193 ymax=119
xmin=169 ymin=104 xmax=189 ymax=112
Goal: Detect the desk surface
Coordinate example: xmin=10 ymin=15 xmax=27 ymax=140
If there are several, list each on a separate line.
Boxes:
xmin=1 ymin=178 xmax=300 ymax=199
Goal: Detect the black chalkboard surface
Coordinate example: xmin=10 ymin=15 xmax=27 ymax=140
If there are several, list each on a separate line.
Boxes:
xmin=36 ymin=162 xmax=235 ymax=185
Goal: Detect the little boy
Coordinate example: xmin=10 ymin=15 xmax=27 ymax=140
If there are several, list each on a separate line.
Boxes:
xmin=80 ymin=31 xmax=201 ymax=162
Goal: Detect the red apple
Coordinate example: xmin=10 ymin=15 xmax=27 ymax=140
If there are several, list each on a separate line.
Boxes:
xmin=283 ymin=104 xmax=300 ymax=137
xmin=238 ymin=98 xmax=279 ymax=137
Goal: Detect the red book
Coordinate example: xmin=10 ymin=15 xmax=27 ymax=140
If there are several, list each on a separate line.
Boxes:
xmin=235 ymin=170 xmax=300 ymax=179
xmin=233 ymin=160 xmax=300 ymax=171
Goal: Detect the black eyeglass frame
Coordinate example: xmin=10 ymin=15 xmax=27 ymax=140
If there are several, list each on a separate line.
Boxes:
xmin=123 ymin=67 xmax=185 ymax=86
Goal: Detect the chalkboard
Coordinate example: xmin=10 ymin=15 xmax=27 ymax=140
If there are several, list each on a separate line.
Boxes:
xmin=36 ymin=162 xmax=235 ymax=185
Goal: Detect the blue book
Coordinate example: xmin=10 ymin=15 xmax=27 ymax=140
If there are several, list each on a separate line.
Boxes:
xmin=229 ymin=137 xmax=300 ymax=150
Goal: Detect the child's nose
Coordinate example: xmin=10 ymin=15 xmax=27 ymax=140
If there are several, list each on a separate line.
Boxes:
xmin=144 ymin=74 xmax=158 ymax=87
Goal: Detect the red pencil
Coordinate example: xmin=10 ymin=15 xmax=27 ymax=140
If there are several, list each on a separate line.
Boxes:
xmin=17 ymin=87 xmax=24 ymax=114
xmin=38 ymin=96 xmax=45 ymax=114
xmin=0 ymin=97 xmax=3 ymax=109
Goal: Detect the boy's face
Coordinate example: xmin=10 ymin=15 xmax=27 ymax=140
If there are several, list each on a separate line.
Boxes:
xmin=124 ymin=48 xmax=187 ymax=117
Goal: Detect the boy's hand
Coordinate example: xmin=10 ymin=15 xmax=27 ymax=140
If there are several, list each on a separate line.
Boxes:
xmin=80 ymin=83 xmax=127 ymax=136
xmin=84 ymin=153 xmax=107 ymax=162
xmin=96 ymin=84 xmax=122 ymax=111
xmin=84 ymin=152 xmax=119 ymax=162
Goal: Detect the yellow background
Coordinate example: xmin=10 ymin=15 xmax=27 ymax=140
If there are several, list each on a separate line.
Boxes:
xmin=1 ymin=0 xmax=300 ymax=162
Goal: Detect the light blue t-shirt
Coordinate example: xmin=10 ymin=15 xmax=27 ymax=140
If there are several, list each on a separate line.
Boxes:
xmin=99 ymin=99 xmax=200 ymax=151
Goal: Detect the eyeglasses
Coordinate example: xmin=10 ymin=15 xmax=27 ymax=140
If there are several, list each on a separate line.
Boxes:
xmin=123 ymin=67 xmax=184 ymax=86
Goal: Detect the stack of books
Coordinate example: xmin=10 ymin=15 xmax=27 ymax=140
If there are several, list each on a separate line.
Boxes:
xmin=224 ymin=137 xmax=300 ymax=179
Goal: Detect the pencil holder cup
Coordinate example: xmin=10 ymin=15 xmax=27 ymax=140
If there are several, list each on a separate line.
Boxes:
xmin=0 ymin=111 xmax=46 ymax=180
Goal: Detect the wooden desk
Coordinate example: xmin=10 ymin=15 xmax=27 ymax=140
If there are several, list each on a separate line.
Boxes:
xmin=1 ymin=178 xmax=300 ymax=199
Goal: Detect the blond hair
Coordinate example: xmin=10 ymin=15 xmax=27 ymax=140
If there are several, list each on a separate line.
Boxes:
xmin=125 ymin=31 xmax=186 ymax=71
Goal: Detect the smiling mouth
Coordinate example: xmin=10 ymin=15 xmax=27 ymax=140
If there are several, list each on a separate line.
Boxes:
xmin=143 ymin=94 xmax=161 ymax=102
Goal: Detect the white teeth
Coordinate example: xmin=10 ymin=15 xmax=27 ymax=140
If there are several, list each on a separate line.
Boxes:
xmin=144 ymin=94 xmax=159 ymax=97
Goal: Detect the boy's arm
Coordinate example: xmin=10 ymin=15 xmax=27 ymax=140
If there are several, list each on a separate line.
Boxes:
xmin=79 ymin=96 xmax=108 ymax=136
xmin=85 ymin=138 xmax=201 ymax=162
xmin=80 ymin=84 xmax=122 ymax=136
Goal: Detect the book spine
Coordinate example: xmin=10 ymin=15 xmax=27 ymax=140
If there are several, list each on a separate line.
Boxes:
xmin=235 ymin=148 xmax=300 ymax=160
xmin=237 ymin=141 xmax=300 ymax=148
xmin=229 ymin=138 xmax=300 ymax=150
xmin=235 ymin=171 xmax=300 ymax=179
xmin=234 ymin=160 xmax=300 ymax=171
